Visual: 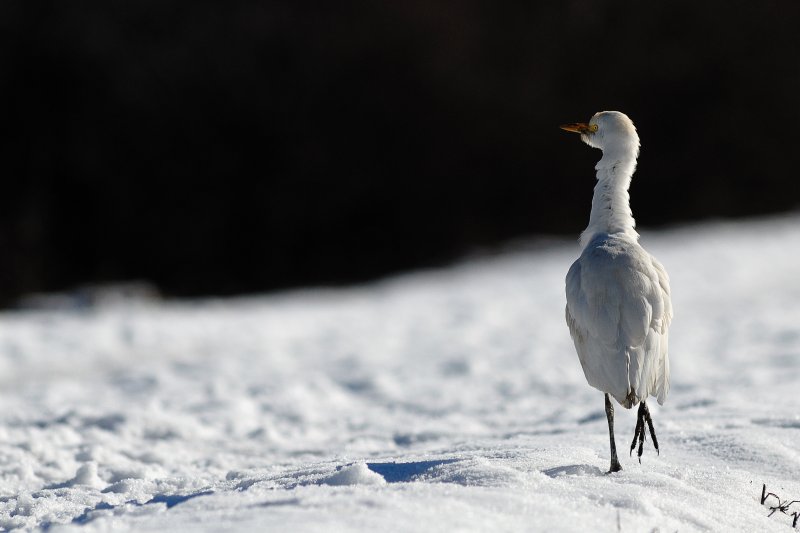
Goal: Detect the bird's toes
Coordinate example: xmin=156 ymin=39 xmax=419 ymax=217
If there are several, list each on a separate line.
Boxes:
xmin=630 ymin=421 xmax=642 ymax=456
xmin=636 ymin=424 xmax=645 ymax=461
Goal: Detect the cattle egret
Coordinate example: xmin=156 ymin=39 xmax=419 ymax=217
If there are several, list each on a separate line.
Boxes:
xmin=561 ymin=111 xmax=672 ymax=473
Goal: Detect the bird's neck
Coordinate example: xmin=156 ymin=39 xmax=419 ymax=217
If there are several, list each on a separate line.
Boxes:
xmin=579 ymin=151 xmax=639 ymax=249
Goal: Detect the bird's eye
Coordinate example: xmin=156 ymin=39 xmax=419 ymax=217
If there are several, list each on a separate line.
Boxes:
xmin=589 ymin=124 xmax=598 ymax=132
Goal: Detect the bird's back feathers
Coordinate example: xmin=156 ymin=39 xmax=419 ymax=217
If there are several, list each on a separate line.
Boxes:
xmin=566 ymin=232 xmax=672 ymax=407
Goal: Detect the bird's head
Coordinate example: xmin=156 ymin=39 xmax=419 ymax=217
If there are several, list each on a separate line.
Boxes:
xmin=560 ymin=111 xmax=640 ymax=159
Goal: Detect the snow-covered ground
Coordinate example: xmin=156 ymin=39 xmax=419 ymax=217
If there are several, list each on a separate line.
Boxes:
xmin=1 ymin=215 xmax=799 ymax=532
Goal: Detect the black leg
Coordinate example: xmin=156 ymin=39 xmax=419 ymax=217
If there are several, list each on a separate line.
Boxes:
xmin=637 ymin=421 xmax=645 ymax=462
xmin=642 ymin=402 xmax=659 ymax=455
xmin=629 ymin=403 xmax=643 ymax=457
xmin=605 ymin=393 xmax=622 ymax=473
xmin=631 ymin=401 xmax=659 ymax=463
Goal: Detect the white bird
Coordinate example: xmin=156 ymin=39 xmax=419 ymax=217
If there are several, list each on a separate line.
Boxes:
xmin=561 ymin=111 xmax=672 ymax=473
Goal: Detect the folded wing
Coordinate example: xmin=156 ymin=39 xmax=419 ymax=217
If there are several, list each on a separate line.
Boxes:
xmin=566 ymin=235 xmax=671 ymax=407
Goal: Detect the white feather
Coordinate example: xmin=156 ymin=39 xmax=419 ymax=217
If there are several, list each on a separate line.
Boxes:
xmin=565 ymin=111 xmax=672 ymax=409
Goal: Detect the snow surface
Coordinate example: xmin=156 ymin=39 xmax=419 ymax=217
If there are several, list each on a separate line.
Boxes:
xmin=1 ymin=215 xmax=799 ymax=531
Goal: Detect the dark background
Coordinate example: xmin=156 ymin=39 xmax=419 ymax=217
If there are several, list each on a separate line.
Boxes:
xmin=2 ymin=1 xmax=799 ymax=306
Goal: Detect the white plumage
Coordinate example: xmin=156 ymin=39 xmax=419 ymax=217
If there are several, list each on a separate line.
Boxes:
xmin=561 ymin=111 xmax=672 ymax=472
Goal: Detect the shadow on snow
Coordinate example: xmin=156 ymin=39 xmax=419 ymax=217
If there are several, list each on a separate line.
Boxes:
xmin=366 ymin=459 xmax=459 ymax=483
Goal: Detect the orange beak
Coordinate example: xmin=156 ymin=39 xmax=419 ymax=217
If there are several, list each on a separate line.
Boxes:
xmin=560 ymin=122 xmax=597 ymax=134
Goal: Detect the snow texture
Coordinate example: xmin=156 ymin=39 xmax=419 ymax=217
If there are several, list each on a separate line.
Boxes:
xmin=0 ymin=215 xmax=799 ymax=531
